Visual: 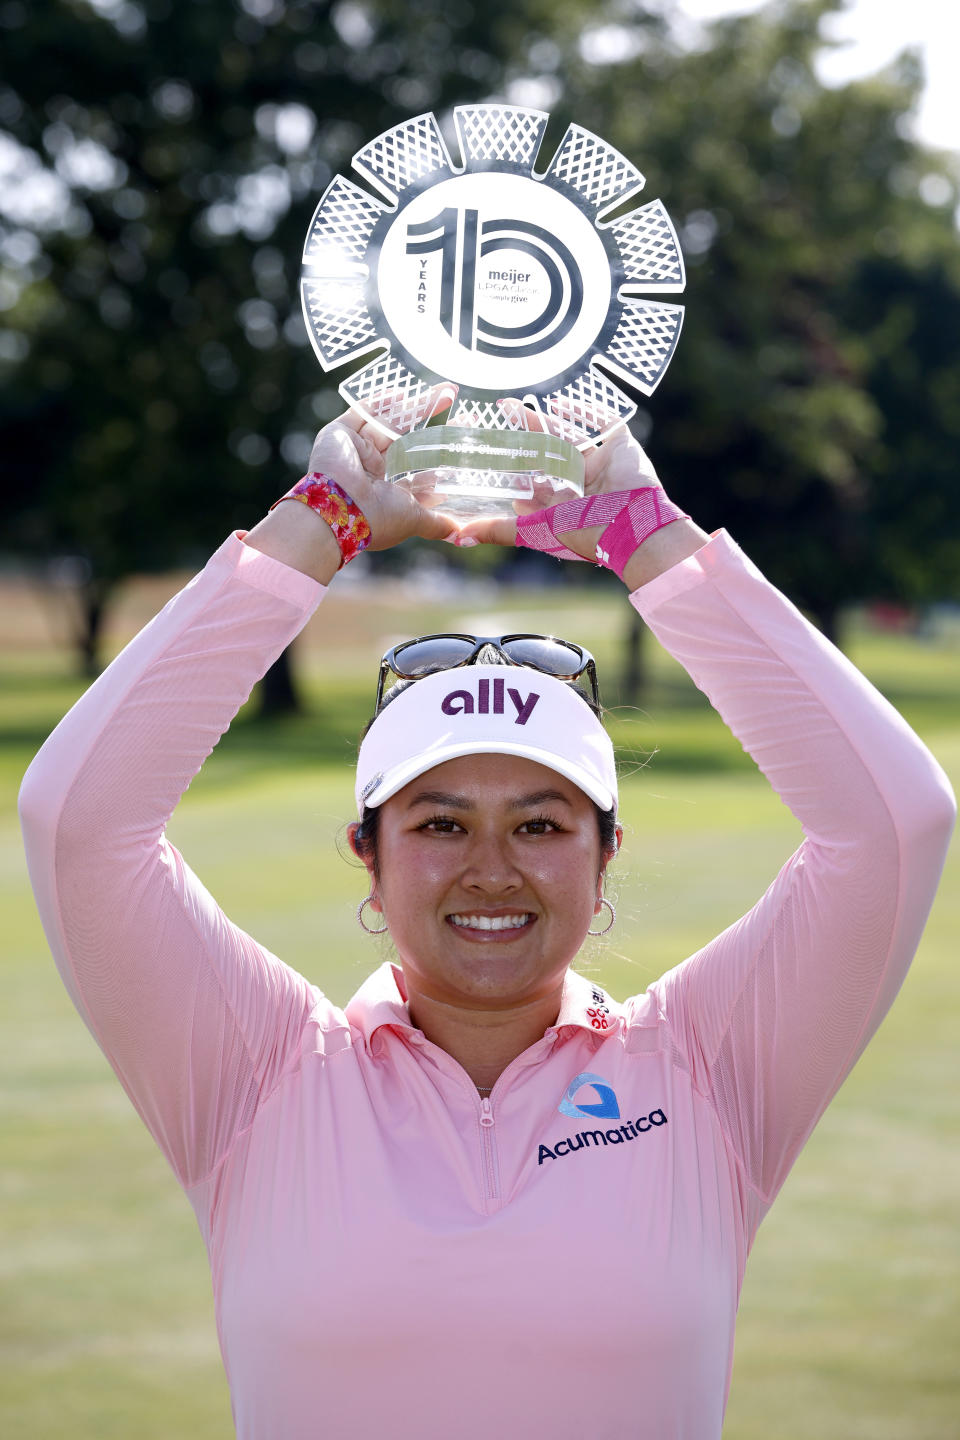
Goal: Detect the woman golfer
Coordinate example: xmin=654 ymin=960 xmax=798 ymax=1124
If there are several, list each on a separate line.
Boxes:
xmin=20 ymin=406 xmax=954 ymax=1439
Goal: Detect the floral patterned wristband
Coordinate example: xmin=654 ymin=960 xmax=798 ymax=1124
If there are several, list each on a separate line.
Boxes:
xmin=270 ymin=473 xmax=372 ymax=569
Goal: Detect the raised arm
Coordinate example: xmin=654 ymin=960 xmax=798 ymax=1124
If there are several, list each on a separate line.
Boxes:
xmin=19 ymin=410 xmax=456 ymax=1190
xmin=18 ymin=536 xmax=330 ymax=1189
xmin=464 ymin=411 xmax=954 ymax=1232
xmin=633 ymin=535 xmax=954 ymax=1230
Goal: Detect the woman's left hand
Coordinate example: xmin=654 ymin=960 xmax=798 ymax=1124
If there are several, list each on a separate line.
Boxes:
xmin=455 ymin=401 xmax=661 ymax=559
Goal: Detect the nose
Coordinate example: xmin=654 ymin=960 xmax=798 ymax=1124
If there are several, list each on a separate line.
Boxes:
xmin=461 ymin=830 xmax=523 ymax=895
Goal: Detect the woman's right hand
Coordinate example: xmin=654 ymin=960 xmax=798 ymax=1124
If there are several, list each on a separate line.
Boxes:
xmin=306 ymin=403 xmax=460 ymax=553
xmin=244 ymin=392 xmax=461 ymax=581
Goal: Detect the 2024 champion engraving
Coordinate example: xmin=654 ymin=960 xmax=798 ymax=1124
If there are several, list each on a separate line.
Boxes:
xmin=301 ymin=105 xmax=686 ymax=517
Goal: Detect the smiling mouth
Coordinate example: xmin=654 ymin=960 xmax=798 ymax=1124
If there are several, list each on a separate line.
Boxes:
xmin=447 ymin=913 xmax=535 ymax=936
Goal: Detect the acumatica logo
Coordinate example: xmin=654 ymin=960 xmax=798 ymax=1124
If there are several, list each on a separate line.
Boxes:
xmin=538 ymin=1072 xmax=667 ymax=1166
xmin=559 ymin=1072 xmax=621 ymax=1119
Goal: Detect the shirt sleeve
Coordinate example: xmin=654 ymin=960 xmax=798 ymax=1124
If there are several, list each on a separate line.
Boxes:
xmin=629 ymin=531 xmax=955 ymax=1230
xmin=18 ymin=533 xmax=330 ymax=1189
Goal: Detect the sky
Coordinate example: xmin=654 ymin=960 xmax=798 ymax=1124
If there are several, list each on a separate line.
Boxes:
xmin=676 ymin=0 xmax=959 ymax=153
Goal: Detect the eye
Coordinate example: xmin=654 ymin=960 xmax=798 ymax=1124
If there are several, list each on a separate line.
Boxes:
xmin=416 ymin=814 xmax=464 ymax=834
xmin=517 ymin=814 xmax=563 ymax=836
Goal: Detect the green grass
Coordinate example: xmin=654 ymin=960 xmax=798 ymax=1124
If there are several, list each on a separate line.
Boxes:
xmin=1 ymin=576 xmax=958 ymax=1438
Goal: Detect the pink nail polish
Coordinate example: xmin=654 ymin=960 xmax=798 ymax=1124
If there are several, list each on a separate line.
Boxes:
xmin=456 ymin=536 xmax=479 ymax=548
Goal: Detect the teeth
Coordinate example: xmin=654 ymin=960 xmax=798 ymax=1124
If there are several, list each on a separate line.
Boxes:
xmin=449 ymin=913 xmax=532 ymax=931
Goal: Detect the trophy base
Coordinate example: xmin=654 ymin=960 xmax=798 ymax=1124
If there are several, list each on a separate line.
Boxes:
xmin=384 ymin=425 xmax=584 ymax=520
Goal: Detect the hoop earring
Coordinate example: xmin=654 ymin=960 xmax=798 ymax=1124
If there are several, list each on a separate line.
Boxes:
xmin=357 ymin=896 xmax=388 ymax=935
xmin=588 ymin=897 xmax=616 ymax=936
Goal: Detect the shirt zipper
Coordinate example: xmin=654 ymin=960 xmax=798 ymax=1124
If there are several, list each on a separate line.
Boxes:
xmin=478 ymin=1096 xmax=500 ymax=1201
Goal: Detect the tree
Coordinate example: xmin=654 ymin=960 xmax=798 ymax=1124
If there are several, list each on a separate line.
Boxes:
xmin=3 ymin=0 xmax=958 ymax=702
xmin=523 ymin=0 xmax=960 ymax=654
xmin=0 ymin=0 xmax=617 ymax=687
xmin=837 ymin=251 xmax=960 ymax=608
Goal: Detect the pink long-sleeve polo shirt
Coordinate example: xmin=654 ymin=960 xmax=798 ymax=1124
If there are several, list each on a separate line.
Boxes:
xmin=19 ymin=531 xmax=954 ymax=1439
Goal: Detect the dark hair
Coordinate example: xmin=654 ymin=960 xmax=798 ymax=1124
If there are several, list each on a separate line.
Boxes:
xmin=354 ymin=796 xmax=618 ymax=884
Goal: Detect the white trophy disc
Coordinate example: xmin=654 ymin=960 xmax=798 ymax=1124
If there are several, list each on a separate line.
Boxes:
xmin=300 ymin=106 xmax=685 ymax=518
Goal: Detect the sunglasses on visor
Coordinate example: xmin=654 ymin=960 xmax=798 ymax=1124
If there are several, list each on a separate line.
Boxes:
xmin=374 ymin=634 xmax=601 ymax=717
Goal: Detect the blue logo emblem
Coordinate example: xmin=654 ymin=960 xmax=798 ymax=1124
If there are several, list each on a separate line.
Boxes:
xmin=558 ymin=1072 xmax=621 ymax=1120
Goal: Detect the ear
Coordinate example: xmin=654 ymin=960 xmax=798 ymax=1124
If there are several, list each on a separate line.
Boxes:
xmin=347 ymin=820 xmax=380 ymax=897
xmin=596 ymin=824 xmax=623 ymax=904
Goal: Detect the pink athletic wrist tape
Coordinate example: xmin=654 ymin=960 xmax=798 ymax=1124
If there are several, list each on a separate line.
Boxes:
xmin=595 ymin=488 xmax=689 ymax=577
xmin=516 ymin=488 xmax=688 ymax=579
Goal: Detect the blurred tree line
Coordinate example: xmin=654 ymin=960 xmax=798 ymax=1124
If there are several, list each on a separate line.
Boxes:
xmin=0 ymin=0 xmax=958 ymax=703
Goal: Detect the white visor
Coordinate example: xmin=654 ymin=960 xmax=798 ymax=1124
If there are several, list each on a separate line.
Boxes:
xmin=355 ymin=664 xmax=617 ymax=814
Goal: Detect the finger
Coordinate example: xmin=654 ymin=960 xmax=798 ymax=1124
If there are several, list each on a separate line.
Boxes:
xmin=355 ymin=417 xmax=395 ymax=456
xmin=509 ymin=476 xmax=567 ymax=517
xmin=412 ymin=504 xmax=463 ymax=544
xmin=498 ymin=397 xmax=550 ymax=434
xmin=419 ymin=383 xmax=458 ymax=427
xmin=594 ymin=423 xmax=660 ymax=481
xmin=342 ymin=384 xmax=458 ymax=449
xmin=333 ymin=419 xmax=387 ymax=476
xmin=454 ymin=514 xmax=518 ymax=547
xmin=401 ymin=382 xmax=456 ymax=428
xmin=408 ymin=484 xmax=449 ymax=510
xmin=365 ymin=383 xmax=459 ymax=434
xmin=593 ymin=423 xmax=644 ymax=461
xmin=360 ymin=434 xmax=387 ymax=478
xmin=337 ymin=408 xmax=368 ymax=434
xmin=326 ymin=412 xmax=392 ymax=468
xmin=326 ymin=416 xmax=392 ymax=478
xmin=544 ymin=391 xmax=605 ymax=427
xmin=309 ymin=419 xmax=365 ymax=472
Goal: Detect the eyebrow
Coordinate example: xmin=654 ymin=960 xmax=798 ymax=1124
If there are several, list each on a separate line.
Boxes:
xmin=404 ymin=788 xmax=574 ymax=811
xmin=509 ymin=789 xmax=574 ymax=811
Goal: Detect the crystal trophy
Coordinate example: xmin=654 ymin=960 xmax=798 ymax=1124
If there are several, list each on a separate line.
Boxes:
xmin=300 ymin=105 xmax=686 ymax=518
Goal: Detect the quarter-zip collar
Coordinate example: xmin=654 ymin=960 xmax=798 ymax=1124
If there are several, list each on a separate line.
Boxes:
xmin=345 ymin=962 xmax=417 ymax=1048
xmin=346 ymin=961 xmax=623 ymax=1052
xmin=548 ymin=968 xmax=623 ymax=1040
